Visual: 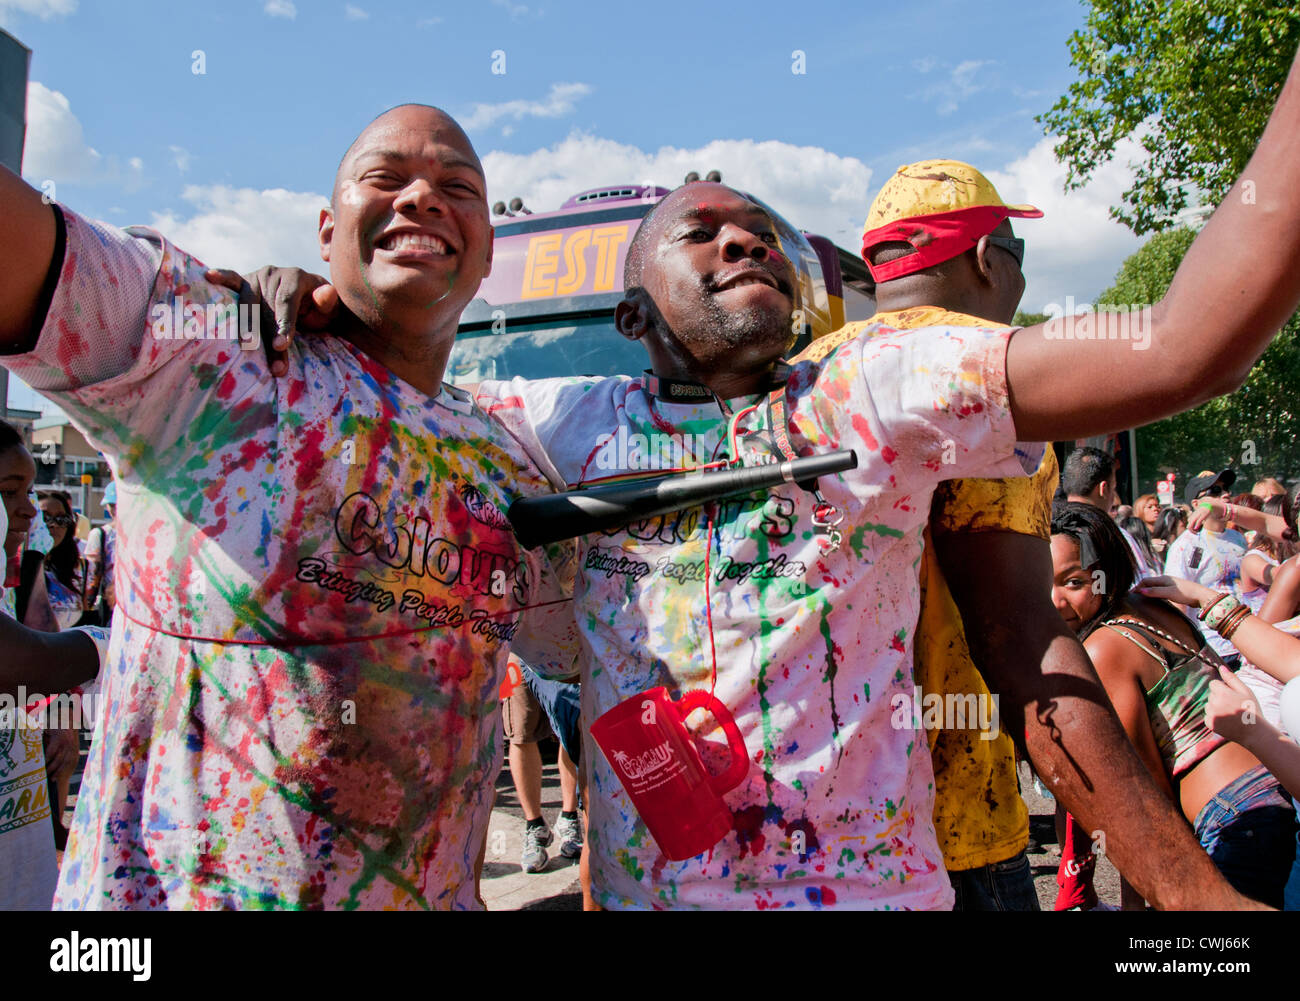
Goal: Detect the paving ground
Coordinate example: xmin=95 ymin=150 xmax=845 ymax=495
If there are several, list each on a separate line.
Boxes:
xmin=1020 ymin=760 xmax=1122 ymax=911
xmin=59 ymin=736 xmax=1121 ymax=911
xmin=477 ymin=752 xmax=1124 ymax=911
xmin=482 ymin=745 xmax=584 ymax=911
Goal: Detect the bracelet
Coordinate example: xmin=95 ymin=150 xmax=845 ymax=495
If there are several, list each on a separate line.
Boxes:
xmin=1215 ymin=602 xmax=1250 ymax=638
xmin=1216 ymin=604 xmax=1250 ymax=639
xmin=1204 ymin=594 xmax=1244 ymax=633
xmin=1199 ymin=593 xmax=1230 ymax=621
xmin=1218 ymin=605 xmax=1252 ymax=642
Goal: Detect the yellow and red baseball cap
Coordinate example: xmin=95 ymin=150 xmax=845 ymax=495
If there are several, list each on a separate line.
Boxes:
xmin=861 ymin=159 xmax=1042 ymax=282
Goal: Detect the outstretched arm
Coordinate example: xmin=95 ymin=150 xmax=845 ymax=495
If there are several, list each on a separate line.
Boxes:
xmin=0 ymin=166 xmax=58 ymax=347
xmin=1190 ymin=498 xmax=1292 ymax=543
xmin=1137 ymin=575 xmax=1300 ymax=685
xmin=1007 ymin=46 xmax=1300 ymax=442
xmin=937 ymin=531 xmax=1256 ymax=909
xmin=0 ymin=612 xmax=100 ymax=698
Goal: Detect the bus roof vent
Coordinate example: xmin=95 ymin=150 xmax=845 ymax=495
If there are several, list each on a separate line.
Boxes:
xmin=562 ymin=185 xmax=670 ymax=208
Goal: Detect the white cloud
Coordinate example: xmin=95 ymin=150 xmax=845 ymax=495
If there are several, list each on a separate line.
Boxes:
xmin=491 ymin=0 xmax=528 ymax=19
xmin=168 ymin=145 xmax=192 ymax=173
xmin=344 ymin=4 xmax=368 ymax=19
xmin=462 ymin=82 xmax=592 ymax=132
xmin=935 ymin=59 xmax=992 ymax=116
xmin=264 ymin=0 xmax=296 ymax=19
xmin=987 ymin=135 xmax=1146 ymax=313
xmin=148 ymin=185 xmax=327 ymax=275
xmin=22 ymin=82 xmax=143 ymax=188
xmin=0 ymin=0 xmax=75 ymax=27
xmin=481 ymin=133 xmax=872 ymax=249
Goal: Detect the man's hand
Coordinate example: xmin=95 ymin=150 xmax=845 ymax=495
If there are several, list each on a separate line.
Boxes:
xmin=1134 ymin=574 xmax=1218 ymax=610
xmin=205 ymin=266 xmax=339 ymax=377
xmin=1206 ymin=666 xmax=1264 ymax=745
xmin=1187 ymin=502 xmax=1216 ymax=533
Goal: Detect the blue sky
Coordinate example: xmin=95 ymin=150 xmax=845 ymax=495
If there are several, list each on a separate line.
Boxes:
xmin=4 ymin=0 xmax=1159 ymax=413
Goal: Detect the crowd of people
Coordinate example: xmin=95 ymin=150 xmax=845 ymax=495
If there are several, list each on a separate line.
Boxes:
xmin=3 ymin=45 xmax=1300 ymax=912
xmin=1049 ymin=451 xmax=1300 ymax=909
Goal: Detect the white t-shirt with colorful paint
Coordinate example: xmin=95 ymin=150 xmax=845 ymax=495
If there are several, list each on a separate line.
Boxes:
xmin=2 ymin=207 xmax=577 ymax=910
xmin=478 ymin=321 xmax=1041 ymax=910
xmin=1165 ymin=527 xmax=1247 ymax=661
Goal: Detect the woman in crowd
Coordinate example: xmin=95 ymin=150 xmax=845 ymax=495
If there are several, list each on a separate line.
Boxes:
xmin=36 ymin=489 xmax=87 ymax=630
xmin=1253 ymin=477 xmax=1289 ymax=503
xmin=1134 ymin=493 xmax=1161 ymax=534
xmin=0 ymin=422 xmax=83 ymax=859
xmin=1139 ymin=572 xmax=1300 ymax=910
xmin=1051 ymin=501 xmax=1297 ymax=909
xmin=1149 ymin=506 xmax=1187 ymax=565
xmin=1121 ymin=514 xmax=1162 ymax=578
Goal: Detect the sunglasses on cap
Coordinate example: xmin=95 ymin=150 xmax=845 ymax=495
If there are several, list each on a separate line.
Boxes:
xmin=986 ymin=236 xmax=1025 ymax=268
xmin=1198 ymin=484 xmax=1228 ymax=499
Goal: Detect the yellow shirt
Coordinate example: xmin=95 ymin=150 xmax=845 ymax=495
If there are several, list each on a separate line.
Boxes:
xmin=794 ymin=307 xmax=1058 ymax=871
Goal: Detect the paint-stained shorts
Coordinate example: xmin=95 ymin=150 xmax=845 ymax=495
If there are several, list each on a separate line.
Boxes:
xmin=502 ymin=679 xmax=552 ymax=745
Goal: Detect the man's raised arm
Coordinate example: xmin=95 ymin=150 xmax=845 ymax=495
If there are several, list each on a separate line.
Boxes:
xmin=1008 ymin=46 xmax=1300 ymax=443
xmin=937 ymin=532 xmax=1256 ymax=909
xmin=0 ymin=165 xmax=59 ymax=347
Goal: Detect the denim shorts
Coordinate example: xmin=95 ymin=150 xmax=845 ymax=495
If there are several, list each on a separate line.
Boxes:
xmin=948 ymin=849 xmax=1040 ymax=911
xmin=522 ymin=663 xmax=582 ymax=765
xmin=1193 ymin=765 xmax=1297 ymax=909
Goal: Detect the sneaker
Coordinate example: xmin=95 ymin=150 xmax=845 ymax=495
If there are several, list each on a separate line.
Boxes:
xmin=521 ymin=823 xmax=552 ymax=874
xmin=554 ymin=813 xmax=583 ymax=860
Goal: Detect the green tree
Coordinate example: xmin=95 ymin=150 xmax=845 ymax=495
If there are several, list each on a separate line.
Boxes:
xmin=1042 ymin=1 xmax=1300 ymax=490
xmin=1040 ymin=1 xmax=1300 ymax=235
xmin=1012 ymin=310 xmax=1049 ymax=328
xmin=1095 ymin=229 xmax=1300 ymax=489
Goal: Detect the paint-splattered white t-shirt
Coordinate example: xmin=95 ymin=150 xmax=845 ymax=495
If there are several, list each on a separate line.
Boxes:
xmin=2 ymin=207 xmax=577 ymax=910
xmin=478 ymin=321 xmax=1041 ymax=909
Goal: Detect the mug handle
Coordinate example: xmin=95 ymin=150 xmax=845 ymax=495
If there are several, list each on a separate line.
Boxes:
xmin=674 ymin=690 xmax=749 ymax=795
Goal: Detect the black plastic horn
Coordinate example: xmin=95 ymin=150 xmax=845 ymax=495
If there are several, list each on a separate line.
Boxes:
xmin=508 ymin=450 xmax=857 ymax=549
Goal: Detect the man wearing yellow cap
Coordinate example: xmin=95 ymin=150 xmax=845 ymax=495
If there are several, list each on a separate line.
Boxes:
xmin=794 ymin=160 xmax=1211 ymax=909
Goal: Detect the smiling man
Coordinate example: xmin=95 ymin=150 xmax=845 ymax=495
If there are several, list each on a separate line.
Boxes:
xmin=0 ymin=104 xmax=576 ymax=910
xmin=473 ymin=45 xmax=1300 ymax=904
xmin=476 ymin=182 xmax=1048 ymax=908
xmin=246 ymin=46 xmax=1300 ymax=909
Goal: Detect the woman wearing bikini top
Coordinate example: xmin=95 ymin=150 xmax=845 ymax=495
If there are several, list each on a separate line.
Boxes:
xmin=1050 ymin=501 xmax=1297 ymax=909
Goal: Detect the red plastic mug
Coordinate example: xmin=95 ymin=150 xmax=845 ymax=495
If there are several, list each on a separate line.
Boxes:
xmin=590 ymin=686 xmax=749 ymax=861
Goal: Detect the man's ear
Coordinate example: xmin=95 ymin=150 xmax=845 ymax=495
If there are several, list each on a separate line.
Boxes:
xmin=483 ymin=225 xmax=494 ymax=280
xmin=615 ymin=288 xmax=651 ymax=342
xmin=973 ymin=234 xmax=997 ymax=287
xmin=319 ymin=207 xmax=334 ymax=263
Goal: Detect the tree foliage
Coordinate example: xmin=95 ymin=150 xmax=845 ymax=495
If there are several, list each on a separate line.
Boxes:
xmin=1096 ymin=228 xmax=1300 ymax=488
xmin=1039 ymin=0 xmax=1300 ymax=235
xmin=1012 ymin=311 xmax=1049 ymax=328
